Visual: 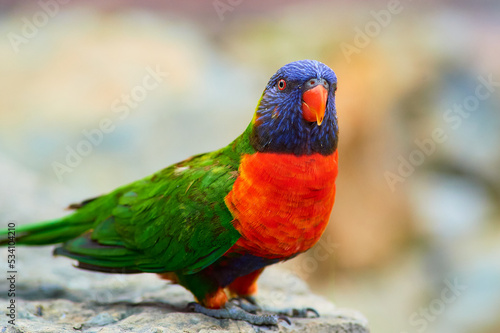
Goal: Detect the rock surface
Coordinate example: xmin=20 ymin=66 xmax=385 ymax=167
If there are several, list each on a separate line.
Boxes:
xmin=0 ymin=246 xmax=369 ymax=333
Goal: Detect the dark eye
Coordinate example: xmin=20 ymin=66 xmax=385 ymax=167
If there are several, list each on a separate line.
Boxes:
xmin=277 ymin=79 xmax=286 ymax=91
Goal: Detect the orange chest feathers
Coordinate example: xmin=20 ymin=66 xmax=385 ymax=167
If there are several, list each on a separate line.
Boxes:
xmin=224 ymin=151 xmax=338 ymax=259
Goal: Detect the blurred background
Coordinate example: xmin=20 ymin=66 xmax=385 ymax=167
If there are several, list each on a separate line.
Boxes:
xmin=0 ymin=1 xmax=499 ymax=332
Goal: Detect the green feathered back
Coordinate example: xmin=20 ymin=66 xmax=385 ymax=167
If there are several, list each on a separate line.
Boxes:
xmin=0 ymin=124 xmax=256 ymax=275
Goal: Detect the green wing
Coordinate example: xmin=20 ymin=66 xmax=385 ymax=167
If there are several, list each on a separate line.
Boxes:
xmin=54 ymin=147 xmax=244 ymax=275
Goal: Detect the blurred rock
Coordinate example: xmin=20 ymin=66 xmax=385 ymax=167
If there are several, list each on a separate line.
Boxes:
xmin=0 ymin=247 xmax=369 ymax=333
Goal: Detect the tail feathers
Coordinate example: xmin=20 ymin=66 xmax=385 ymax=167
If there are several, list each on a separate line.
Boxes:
xmin=53 ymin=246 xmax=143 ymax=274
xmin=53 ymin=233 xmax=167 ymax=274
xmin=0 ymin=218 xmax=92 ymax=246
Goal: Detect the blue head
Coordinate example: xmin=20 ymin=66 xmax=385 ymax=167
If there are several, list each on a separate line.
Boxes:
xmin=250 ymin=60 xmax=338 ymax=156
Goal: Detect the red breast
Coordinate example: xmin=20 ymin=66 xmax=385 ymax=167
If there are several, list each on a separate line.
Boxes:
xmin=225 ymin=151 xmax=338 ymax=259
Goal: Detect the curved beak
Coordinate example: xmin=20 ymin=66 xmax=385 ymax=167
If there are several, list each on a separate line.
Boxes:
xmin=302 ymin=84 xmax=328 ymax=126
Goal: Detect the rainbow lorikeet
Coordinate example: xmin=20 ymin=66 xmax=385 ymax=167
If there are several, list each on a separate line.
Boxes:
xmin=0 ymin=60 xmax=339 ymax=325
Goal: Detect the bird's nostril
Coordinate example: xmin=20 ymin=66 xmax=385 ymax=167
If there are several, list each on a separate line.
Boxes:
xmin=306 ymin=78 xmax=328 ymax=90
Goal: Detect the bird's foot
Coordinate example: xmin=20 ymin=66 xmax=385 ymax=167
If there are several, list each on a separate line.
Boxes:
xmin=188 ymin=301 xmax=290 ymax=326
xmin=238 ymin=295 xmax=258 ymax=305
xmin=231 ymin=296 xmax=319 ymax=319
xmin=270 ymin=307 xmax=320 ymax=318
xmin=229 ymin=296 xmax=261 ymax=313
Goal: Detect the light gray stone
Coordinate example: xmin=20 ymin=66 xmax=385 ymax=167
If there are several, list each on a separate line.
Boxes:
xmin=0 ymin=247 xmax=369 ymax=332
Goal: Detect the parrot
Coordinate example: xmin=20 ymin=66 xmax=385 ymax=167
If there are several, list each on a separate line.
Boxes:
xmin=0 ymin=59 xmax=339 ymax=325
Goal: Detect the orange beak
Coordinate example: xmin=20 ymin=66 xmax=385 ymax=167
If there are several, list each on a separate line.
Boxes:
xmin=302 ymin=85 xmax=328 ymax=126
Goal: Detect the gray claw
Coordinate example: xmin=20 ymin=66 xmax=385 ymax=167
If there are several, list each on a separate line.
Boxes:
xmin=230 ymin=297 xmax=261 ymax=313
xmin=189 ymin=301 xmax=280 ymax=326
xmin=278 ymin=315 xmax=292 ymax=325
xmin=306 ymin=307 xmax=320 ymax=318
xmin=274 ymin=307 xmax=320 ymax=318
